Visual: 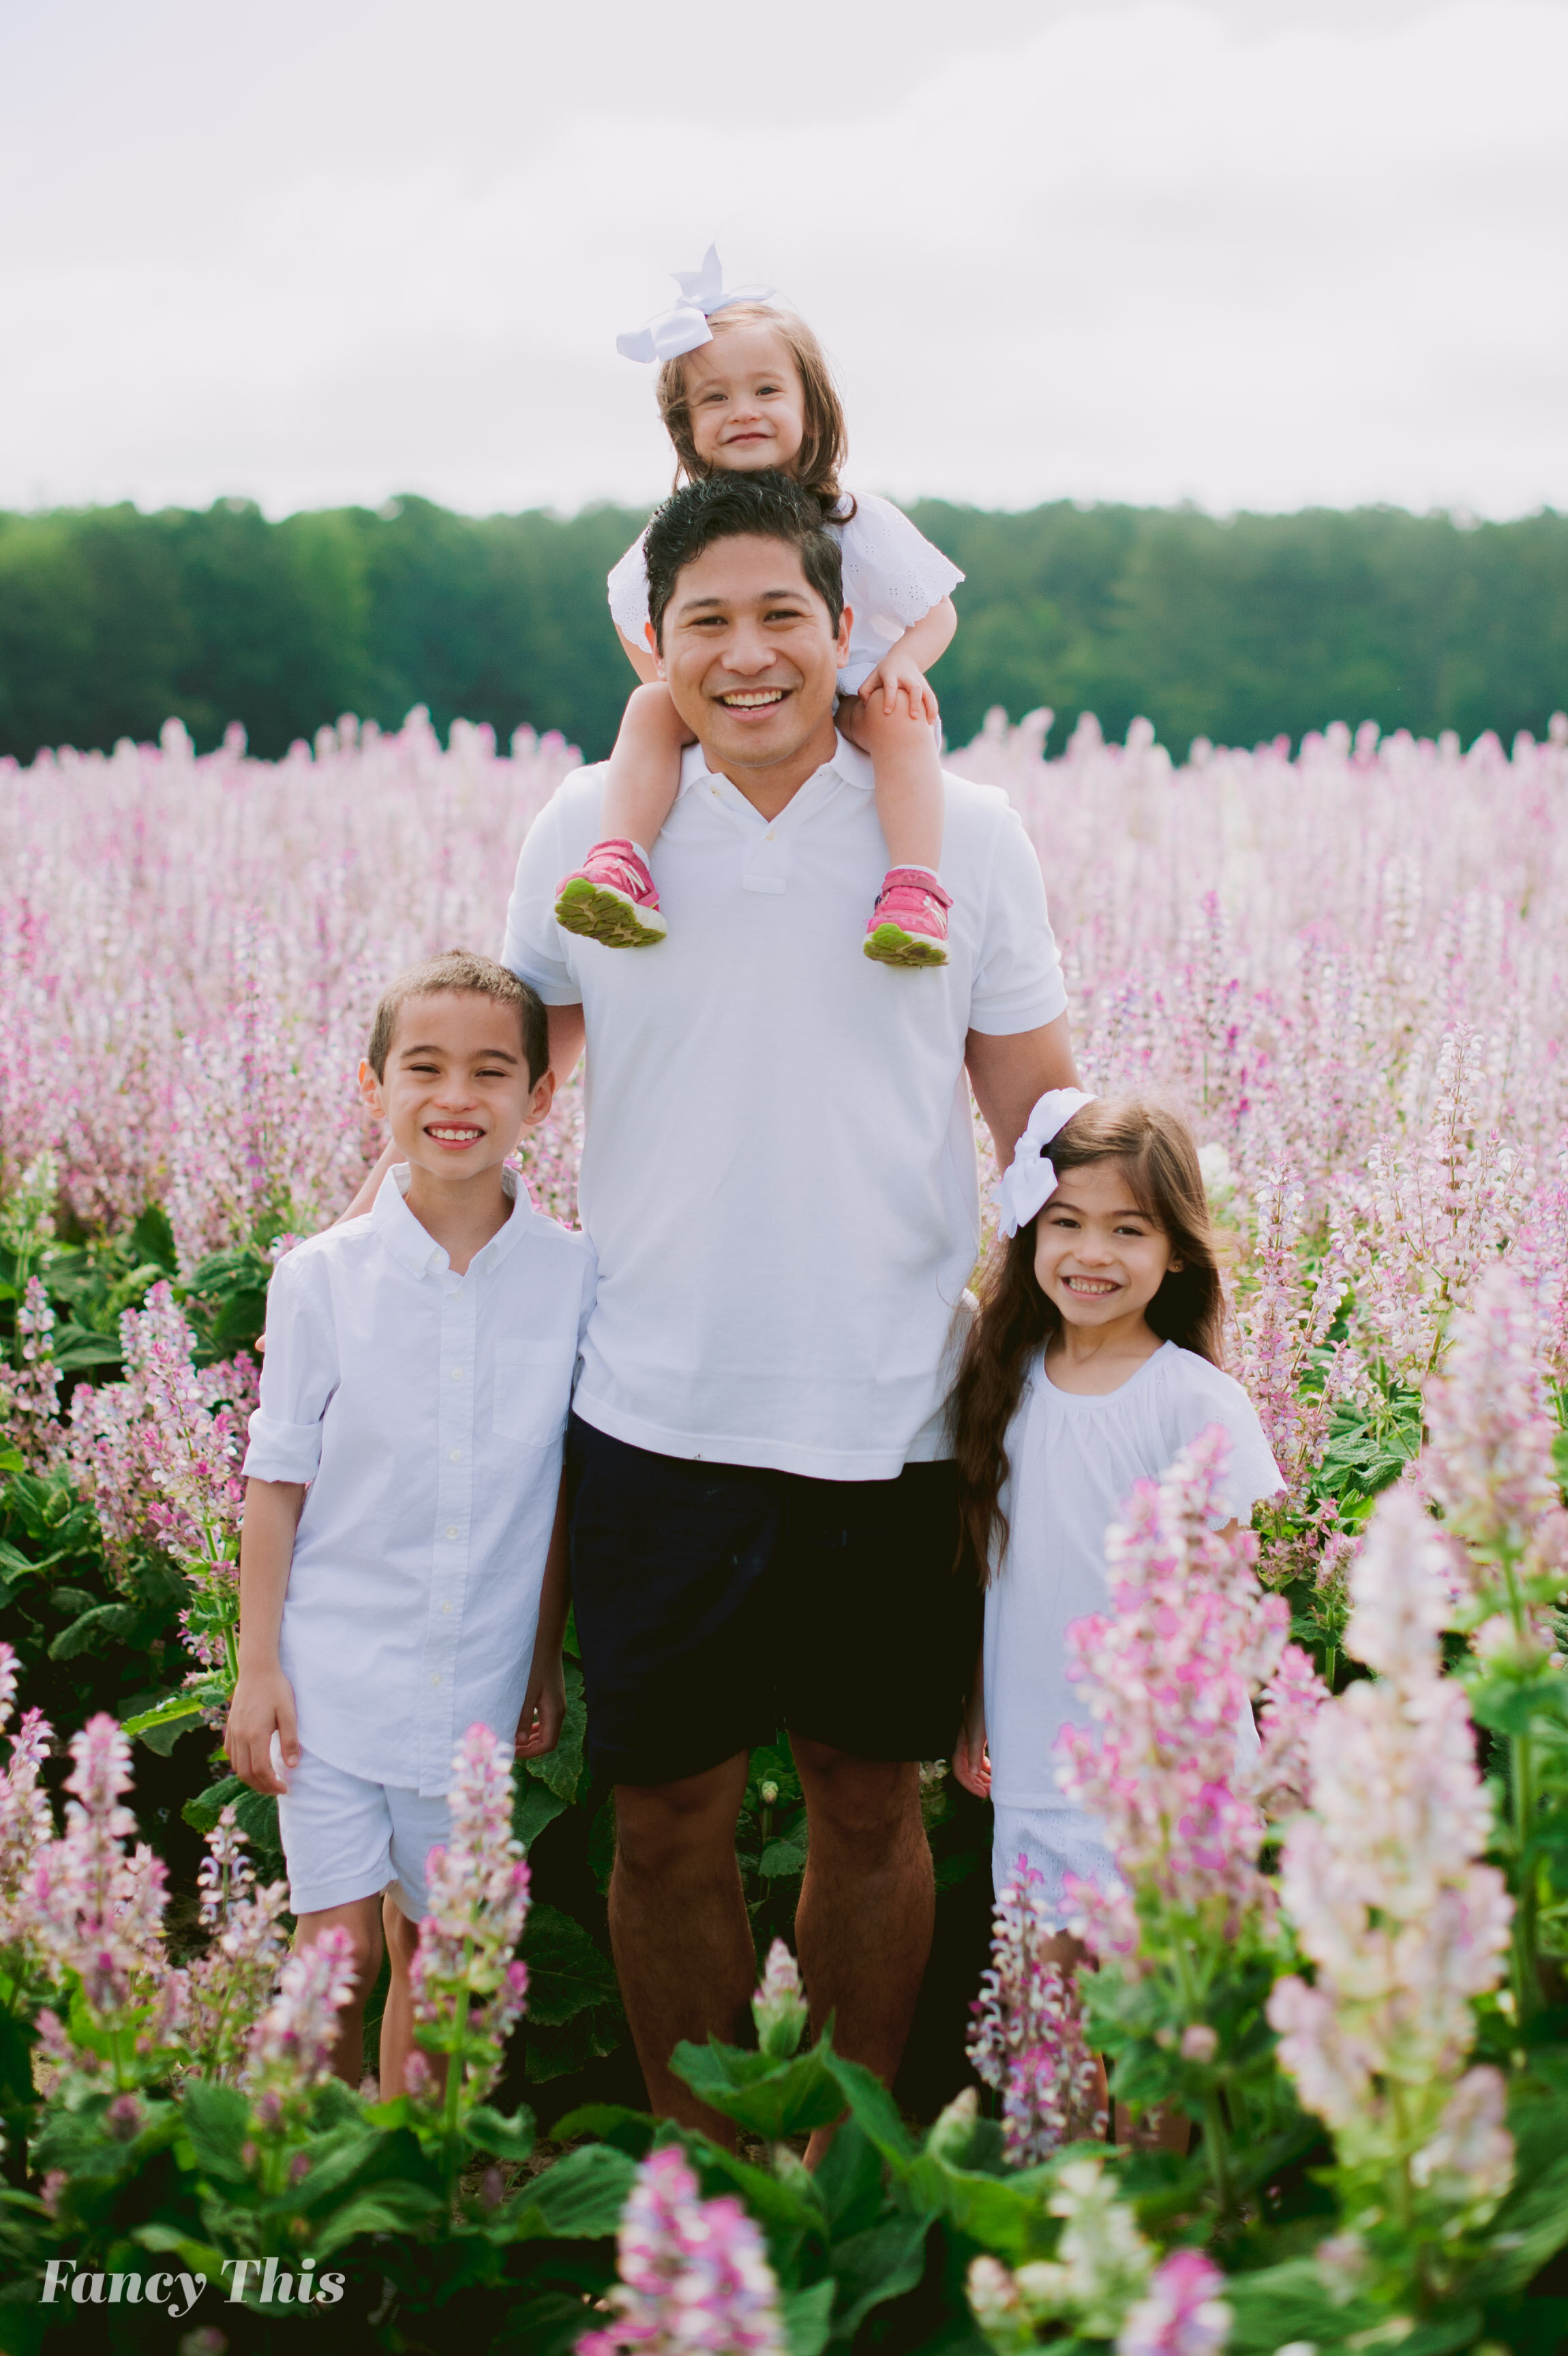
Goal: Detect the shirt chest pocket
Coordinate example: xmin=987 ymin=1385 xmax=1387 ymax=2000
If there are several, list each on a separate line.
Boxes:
xmin=492 ymin=1337 xmax=577 ymax=1449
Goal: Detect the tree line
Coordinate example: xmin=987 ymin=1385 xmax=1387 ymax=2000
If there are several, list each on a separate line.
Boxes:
xmin=1 ymin=492 xmax=1563 ymax=765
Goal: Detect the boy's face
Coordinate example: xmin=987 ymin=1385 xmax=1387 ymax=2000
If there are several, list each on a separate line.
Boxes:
xmin=358 ymin=989 xmax=552 ymax=1184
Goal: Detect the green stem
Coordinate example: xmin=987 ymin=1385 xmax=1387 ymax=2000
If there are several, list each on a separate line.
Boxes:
xmin=1322 ymin=1644 xmax=1338 ymax=1695
xmin=1510 ymin=1726 xmax=1541 ymax=2021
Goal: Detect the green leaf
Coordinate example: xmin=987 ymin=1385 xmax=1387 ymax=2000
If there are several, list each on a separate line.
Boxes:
xmin=821 ymin=2051 xmax=916 ymax=2173
xmin=48 ymin=1598 xmax=138 ymax=1658
xmin=1465 ymin=2152 xmax=1568 ymax=2299
xmin=1468 ymin=1669 xmax=1568 ymax=1738
xmin=781 ymin=2278 xmax=836 ymax=2356
xmin=130 ymin=1203 xmax=178 ymax=1273
xmin=465 ymin=2102 xmax=537 ymax=2163
xmin=493 ymin=2291 xmax=603 ymax=2356
xmin=178 ymin=2076 xmax=252 ymax=2182
xmin=124 ymin=1689 xmax=205 ymax=1740
xmin=522 ymin=1903 xmax=620 ymax=2027
xmin=550 ymin=2103 xmax=657 ymax=2158
xmin=813 ymin=2119 xmax=887 ymax=2241
xmin=311 ymin=2181 xmax=449 ymax=2256
xmin=183 ymin=1772 xmax=284 ymax=1871
xmin=513 ymin=1777 xmax=569 ymax=1853
xmin=758 ymin=1839 xmax=809 ymax=1879
xmin=1223 ymin=2258 xmax=1383 ymax=2353
xmin=526 ymin=1659 xmax=587 ymax=1802
xmin=1398 ymin=2312 xmax=1483 ymax=2356
xmin=511 ymin=2141 xmax=636 ymax=2240
xmin=827 ymin=2214 xmax=931 ymax=2338
xmin=670 ymin=2037 xmax=845 ymax=2140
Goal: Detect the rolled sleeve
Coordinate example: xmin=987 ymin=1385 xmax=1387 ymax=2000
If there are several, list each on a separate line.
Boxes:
xmin=501 ymin=779 xmax=591 ymax=1006
xmin=241 ymin=1250 xmax=337 ymax=1485
xmin=243 ymin=1411 xmax=325 ymax=1483
xmin=968 ymin=800 xmax=1069 ymax=1035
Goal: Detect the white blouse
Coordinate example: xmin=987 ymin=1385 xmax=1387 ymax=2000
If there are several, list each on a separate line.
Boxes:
xmin=243 ymin=1165 xmax=596 ymax=1798
xmin=607 ymin=491 xmax=964 ymax=695
xmin=983 ymin=1342 xmax=1284 ymax=1811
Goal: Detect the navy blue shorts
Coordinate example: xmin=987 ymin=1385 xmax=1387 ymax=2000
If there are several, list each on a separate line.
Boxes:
xmin=567 ymin=1413 xmax=981 ymax=1787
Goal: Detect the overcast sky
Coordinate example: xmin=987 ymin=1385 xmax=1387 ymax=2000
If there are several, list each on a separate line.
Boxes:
xmin=3 ymin=0 xmax=1564 ymax=521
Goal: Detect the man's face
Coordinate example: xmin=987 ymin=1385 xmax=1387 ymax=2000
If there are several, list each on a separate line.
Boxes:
xmin=650 ymin=534 xmax=852 ymax=773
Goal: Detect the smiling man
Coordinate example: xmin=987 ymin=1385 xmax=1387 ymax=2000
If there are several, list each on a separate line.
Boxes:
xmin=501 ymin=470 xmax=1078 ymax=2143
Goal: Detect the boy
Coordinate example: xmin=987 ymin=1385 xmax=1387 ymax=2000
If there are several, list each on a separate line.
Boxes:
xmin=225 ymin=949 xmax=594 ymax=2093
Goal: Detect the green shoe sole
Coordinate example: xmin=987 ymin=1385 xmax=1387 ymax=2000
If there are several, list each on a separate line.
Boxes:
xmin=862 ymin=923 xmax=948 ymax=969
xmin=554 ymin=878 xmax=667 ymax=948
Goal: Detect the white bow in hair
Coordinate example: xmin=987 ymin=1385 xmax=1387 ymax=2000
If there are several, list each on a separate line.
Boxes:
xmin=994 ymin=1088 xmax=1096 ymax=1239
xmin=616 ymin=245 xmax=772 ymax=364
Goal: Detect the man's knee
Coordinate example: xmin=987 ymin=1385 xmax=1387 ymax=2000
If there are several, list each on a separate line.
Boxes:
xmin=793 ymin=1739 xmax=921 ymax=1852
xmin=613 ymin=1757 xmax=748 ymax=1884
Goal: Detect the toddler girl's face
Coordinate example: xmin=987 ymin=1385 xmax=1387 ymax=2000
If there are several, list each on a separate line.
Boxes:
xmin=684 ymin=323 xmax=806 ymax=477
xmin=1032 ymin=1157 xmax=1181 ymax=1334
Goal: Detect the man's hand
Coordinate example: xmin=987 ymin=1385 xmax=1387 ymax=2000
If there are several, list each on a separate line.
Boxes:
xmin=225 ymin=1665 xmax=300 ymax=1795
xmin=858 ymin=652 xmax=939 ymax=725
xmin=514 ymin=1655 xmax=567 ymax=1760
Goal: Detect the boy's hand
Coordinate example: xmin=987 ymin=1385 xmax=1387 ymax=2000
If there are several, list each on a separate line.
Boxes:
xmin=225 ymin=1667 xmax=300 ymax=1795
xmin=859 ymin=652 xmax=939 ymax=726
xmin=952 ymin=1721 xmax=991 ymax=1800
xmin=514 ymin=1657 xmax=567 ymax=1760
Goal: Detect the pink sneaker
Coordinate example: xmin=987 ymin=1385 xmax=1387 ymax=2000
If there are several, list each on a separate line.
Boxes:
xmin=863 ymin=868 xmax=952 ymax=967
xmin=554 ymin=839 xmax=667 ymax=948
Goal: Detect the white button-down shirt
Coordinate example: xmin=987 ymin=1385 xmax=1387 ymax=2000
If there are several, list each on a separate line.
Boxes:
xmin=243 ymin=1166 xmax=595 ymax=1796
xmin=502 ymin=734 xmax=1065 ymax=1481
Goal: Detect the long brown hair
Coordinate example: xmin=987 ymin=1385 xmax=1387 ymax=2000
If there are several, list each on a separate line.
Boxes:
xmin=655 ymin=303 xmax=854 ymax=519
xmin=950 ymin=1096 xmax=1226 ymax=1584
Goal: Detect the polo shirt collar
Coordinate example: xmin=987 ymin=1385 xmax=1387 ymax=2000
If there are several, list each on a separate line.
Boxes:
xmin=374 ymin=1160 xmax=532 ymax=1278
xmin=677 ymin=729 xmax=874 ymax=801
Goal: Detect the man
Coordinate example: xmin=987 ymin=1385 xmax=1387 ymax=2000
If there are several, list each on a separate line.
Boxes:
xmin=517 ymin=472 xmax=1077 ymax=2141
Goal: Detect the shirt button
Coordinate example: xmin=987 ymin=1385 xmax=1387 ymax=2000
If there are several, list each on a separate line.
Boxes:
xmin=445 ymin=1524 xmax=458 ymax=1539
xmin=429 ymin=1672 xmax=442 ymax=1687
xmin=449 ymin=1447 xmax=461 ymax=1463
xmin=451 ymin=1367 xmax=464 ymax=1381
xmin=440 ymin=1599 xmax=453 ymax=1615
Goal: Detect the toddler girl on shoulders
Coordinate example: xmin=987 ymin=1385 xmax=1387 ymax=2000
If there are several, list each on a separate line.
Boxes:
xmin=554 ymin=249 xmax=963 ymax=967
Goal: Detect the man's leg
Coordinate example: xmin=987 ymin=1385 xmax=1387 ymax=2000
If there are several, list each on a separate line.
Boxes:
xmin=608 ymin=1752 xmax=755 ymax=2140
xmin=791 ymin=1736 xmax=933 ymax=2162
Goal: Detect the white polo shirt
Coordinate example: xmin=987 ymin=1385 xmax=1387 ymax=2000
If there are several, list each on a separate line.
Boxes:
xmin=502 ymin=734 xmax=1066 ymax=1481
xmin=242 ymin=1165 xmax=596 ymax=1796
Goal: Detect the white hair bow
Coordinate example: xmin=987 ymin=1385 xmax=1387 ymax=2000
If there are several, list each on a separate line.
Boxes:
xmin=994 ymin=1089 xmax=1096 ymax=1239
xmin=616 ymin=245 xmax=772 ymax=364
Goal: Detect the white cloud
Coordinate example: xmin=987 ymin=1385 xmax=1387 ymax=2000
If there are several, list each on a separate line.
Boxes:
xmin=1 ymin=0 xmax=1563 ymax=517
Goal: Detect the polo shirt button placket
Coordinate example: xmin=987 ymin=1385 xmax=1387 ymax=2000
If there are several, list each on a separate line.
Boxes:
xmin=427 ymin=1273 xmax=473 ymax=1790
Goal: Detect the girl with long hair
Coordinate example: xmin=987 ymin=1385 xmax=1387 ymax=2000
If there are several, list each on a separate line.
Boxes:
xmin=950 ymin=1090 xmax=1282 ymax=1915
xmin=553 ymin=250 xmax=963 ymax=967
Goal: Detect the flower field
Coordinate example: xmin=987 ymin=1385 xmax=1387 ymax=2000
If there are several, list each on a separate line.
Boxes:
xmin=1 ymin=702 xmax=1567 ymax=2351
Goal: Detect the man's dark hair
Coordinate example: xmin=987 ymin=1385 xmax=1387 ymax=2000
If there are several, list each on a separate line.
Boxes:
xmin=644 ymin=470 xmax=844 ymax=647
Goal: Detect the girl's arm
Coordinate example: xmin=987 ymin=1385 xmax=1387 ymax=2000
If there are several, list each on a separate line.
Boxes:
xmin=618 ymin=626 xmax=661 ymax=686
xmin=951 ymin=1635 xmax=991 ymax=1797
xmin=225 ymin=1477 xmax=305 ymax=1794
xmin=858 ymin=596 xmax=959 ymax=722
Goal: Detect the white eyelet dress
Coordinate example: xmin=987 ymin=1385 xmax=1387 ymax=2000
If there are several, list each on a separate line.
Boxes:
xmin=983 ymin=1342 xmax=1283 ymax=1920
xmin=607 ymin=492 xmax=963 ymax=696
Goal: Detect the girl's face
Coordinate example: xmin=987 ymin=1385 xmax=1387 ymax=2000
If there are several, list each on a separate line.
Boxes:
xmin=1032 ymin=1157 xmax=1182 ymax=1335
xmin=683 ymin=323 xmax=807 ymax=477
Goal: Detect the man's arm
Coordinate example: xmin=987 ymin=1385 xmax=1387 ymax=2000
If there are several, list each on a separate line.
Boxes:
xmin=965 ymin=1014 xmax=1079 ymax=1172
xmin=335 ymin=1002 xmax=587 ymax=1227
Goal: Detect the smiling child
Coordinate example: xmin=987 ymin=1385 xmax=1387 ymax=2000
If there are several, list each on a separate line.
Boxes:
xmin=948 ymin=1092 xmax=1283 ymax=1915
xmin=225 ymin=951 xmax=594 ymax=2093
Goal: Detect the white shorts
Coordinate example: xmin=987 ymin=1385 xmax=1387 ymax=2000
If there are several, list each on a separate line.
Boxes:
xmin=276 ymin=1747 xmax=451 ymax=1920
xmin=991 ymin=1801 xmax=1118 ymax=1924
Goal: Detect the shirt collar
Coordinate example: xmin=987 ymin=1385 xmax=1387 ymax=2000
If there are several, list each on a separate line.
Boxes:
xmin=676 ymin=729 xmax=874 ymax=801
xmin=372 ymin=1161 xmax=532 ymax=1278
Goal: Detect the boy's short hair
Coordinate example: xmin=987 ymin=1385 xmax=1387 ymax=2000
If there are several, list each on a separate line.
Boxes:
xmin=644 ymin=470 xmax=844 ymax=648
xmin=367 ymin=950 xmax=549 ymax=1087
